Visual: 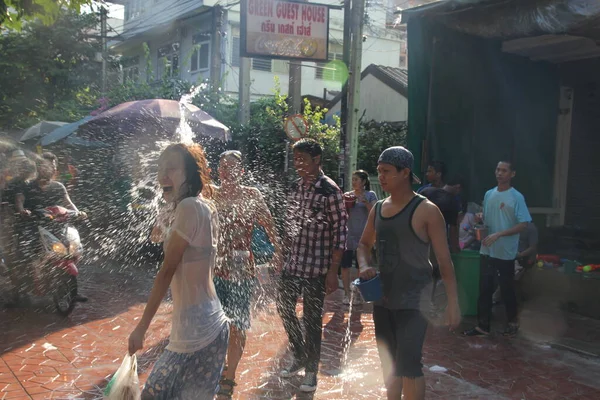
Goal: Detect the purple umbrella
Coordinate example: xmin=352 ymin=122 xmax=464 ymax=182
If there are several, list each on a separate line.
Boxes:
xmin=78 ymin=99 xmax=230 ymax=142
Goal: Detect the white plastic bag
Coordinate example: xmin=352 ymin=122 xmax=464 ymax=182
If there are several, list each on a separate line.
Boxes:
xmin=104 ymin=353 xmax=141 ymax=400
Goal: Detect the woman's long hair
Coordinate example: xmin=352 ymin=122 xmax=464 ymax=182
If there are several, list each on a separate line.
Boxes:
xmin=353 ymin=169 xmax=371 ymax=191
xmin=163 ymin=143 xmax=213 ymax=202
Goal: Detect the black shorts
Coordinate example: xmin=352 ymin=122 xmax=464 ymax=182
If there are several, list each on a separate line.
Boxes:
xmin=341 ymin=250 xmax=357 ymax=269
xmin=373 ymin=306 xmax=428 ymax=380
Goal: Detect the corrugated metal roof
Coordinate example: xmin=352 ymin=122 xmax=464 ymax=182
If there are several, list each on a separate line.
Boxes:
xmin=327 ymin=64 xmax=408 ymax=107
xmin=372 ymin=65 xmax=408 ymax=92
xmin=400 ymin=0 xmax=498 ymax=23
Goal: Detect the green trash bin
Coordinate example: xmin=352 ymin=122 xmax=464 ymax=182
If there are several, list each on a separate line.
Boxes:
xmin=451 ymin=250 xmax=481 ymax=316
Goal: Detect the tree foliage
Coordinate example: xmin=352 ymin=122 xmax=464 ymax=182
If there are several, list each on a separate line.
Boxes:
xmin=210 ymin=78 xmax=341 ymax=182
xmin=0 ymin=0 xmax=91 ymax=30
xmin=358 ymin=120 xmax=407 ymax=175
xmin=0 ymin=10 xmax=101 ymax=128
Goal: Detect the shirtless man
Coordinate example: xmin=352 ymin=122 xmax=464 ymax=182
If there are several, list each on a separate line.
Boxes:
xmin=212 ymin=150 xmax=282 ymax=399
xmin=357 ymin=146 xmax=461 ymax=400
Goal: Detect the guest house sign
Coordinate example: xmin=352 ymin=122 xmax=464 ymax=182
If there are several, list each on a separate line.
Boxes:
xmin=241 ymin=0 xmax=330 ymax=61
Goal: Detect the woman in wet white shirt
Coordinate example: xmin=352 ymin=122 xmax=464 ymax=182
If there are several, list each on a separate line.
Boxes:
xmin=128 ymin=143 xmax=229 ymax=400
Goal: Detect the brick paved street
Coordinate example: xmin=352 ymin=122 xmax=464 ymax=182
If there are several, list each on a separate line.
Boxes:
xmin=1 ymin=262 xmax=600 ymax=399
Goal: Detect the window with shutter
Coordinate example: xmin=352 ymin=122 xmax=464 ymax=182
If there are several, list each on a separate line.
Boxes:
xmin=252 ymin=58 xmax=272 ymax=72
xmin=231 ymin=25 xmax=241 ymax=67
xmin=232 ymin=37 xmax=240 ymax=67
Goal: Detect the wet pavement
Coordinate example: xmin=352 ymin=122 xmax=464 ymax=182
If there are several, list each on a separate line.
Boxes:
xmin=1 ymin=262 xmax=600 ymax=399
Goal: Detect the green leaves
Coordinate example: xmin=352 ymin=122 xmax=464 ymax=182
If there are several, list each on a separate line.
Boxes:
xmin=358 ymin=121 xmax=408 ymax=175
xmin=0 ymin=10 xmax=101 ymax=128
xmin=0 ymin=0 xmax=91 ymax=31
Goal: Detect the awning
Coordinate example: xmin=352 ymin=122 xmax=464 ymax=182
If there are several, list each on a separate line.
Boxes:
xmin=401 ymin=0 xmax=600 ymax=63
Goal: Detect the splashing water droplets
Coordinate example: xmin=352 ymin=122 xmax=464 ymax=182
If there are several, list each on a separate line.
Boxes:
xmin=177 ymin=83 xmax=208 ymax=145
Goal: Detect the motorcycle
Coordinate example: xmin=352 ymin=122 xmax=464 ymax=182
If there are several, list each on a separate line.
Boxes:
xmin=24 ymin=206 xmax=85 ymax=316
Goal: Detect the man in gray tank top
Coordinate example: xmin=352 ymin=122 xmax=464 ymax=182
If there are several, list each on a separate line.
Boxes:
xmin=357 ymin=146 xmax=461 ymax=400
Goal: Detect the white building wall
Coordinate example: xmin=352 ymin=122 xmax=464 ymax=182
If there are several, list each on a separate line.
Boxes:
xmin=327 ymin=74 xmax=408 ymax=122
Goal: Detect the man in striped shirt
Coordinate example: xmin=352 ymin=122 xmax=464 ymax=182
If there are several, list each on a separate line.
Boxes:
xmin=276 ymin=139 xmax=347 ymax=392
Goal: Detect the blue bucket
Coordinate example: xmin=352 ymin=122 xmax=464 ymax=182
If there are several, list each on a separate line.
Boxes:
xmin=353 ymin=274 xmax=383 ymax=302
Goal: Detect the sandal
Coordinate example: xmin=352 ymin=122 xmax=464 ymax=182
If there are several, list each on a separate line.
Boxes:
xmin=217 ymin=378 xmax=236 ymax=399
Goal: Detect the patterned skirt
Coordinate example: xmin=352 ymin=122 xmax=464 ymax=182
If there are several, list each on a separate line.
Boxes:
xmin=142 ymin=323 xmax=229 ymax=400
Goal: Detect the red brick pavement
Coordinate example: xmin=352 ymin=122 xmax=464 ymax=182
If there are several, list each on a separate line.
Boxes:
xmin=1 ymin=265 xmax=600 ymax=399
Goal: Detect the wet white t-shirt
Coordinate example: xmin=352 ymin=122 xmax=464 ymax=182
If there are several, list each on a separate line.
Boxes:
xmin=165 ymin=196 xmax=228 ymax=353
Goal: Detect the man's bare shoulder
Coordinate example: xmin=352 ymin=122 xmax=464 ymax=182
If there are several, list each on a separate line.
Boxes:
xmin=414 ymin=197 xmax=442 ymax=221
xmin=422 ymin=198 xmax=441 ymax=212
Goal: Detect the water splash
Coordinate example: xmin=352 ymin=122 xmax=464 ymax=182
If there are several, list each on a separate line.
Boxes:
xmin=177 ymin=83 xmax=208 ymax=145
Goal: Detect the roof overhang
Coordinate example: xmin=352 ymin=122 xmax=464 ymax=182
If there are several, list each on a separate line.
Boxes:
xmin=503 ymin=34 xmax=600 ymax=63
xmin=113 ymin=3 xmax=212 ymax=53
xmin=401 ymin=0 xmax=600 ymax=63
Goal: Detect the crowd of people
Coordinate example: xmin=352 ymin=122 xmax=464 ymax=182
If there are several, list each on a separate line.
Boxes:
xmin=122 ymin=139 xmax=463 ymax=400
xmin=414 ymin=158 xmax=538 ymax=338
xmin=1 ymin=136 xmax=537 ymax=400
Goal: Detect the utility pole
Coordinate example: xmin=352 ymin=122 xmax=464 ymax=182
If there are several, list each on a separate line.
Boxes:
xmin=345 ymin=0 xmax=365 ymax=188
xmin=211 ymin=6 xmax=224 ymax=96
xmin=100 ymin=6 xmax=108 ymax=94
xmin=339 ymin=0 xmax=351 ymax=190
xmin=289 ymin=61 xmax=302 ymax=114
xmin=238 ymin=57 xmax=251 ymax=125
xmin=288 ymin=0 xmax=306 ymax=115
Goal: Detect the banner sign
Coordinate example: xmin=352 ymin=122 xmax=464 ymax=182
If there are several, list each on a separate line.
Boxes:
xmin=241 ymin=0 xmax=330 ymax=61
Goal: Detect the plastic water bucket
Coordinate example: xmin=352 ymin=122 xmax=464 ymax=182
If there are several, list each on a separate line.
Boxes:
xmin=353 ymin=274 xmax=383 ymax=302
xmin=451 ymin=250 xmax=480 ymax=316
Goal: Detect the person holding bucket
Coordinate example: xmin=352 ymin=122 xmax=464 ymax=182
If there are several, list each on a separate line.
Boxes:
xmin=356 ymin=146 xmax=461 ymax=400
xmin=341 ymin=170 xmax=378 ymax=305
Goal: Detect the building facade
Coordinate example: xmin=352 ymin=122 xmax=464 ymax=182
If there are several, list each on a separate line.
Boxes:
xmin=113 ymin=0 xmax=405 ymax=100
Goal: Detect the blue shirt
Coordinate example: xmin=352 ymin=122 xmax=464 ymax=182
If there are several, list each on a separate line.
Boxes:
xmin=416 ymin=183 xmax=431 ymax=194
xmin=480 ymin=187 xmax=531 ymax=260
